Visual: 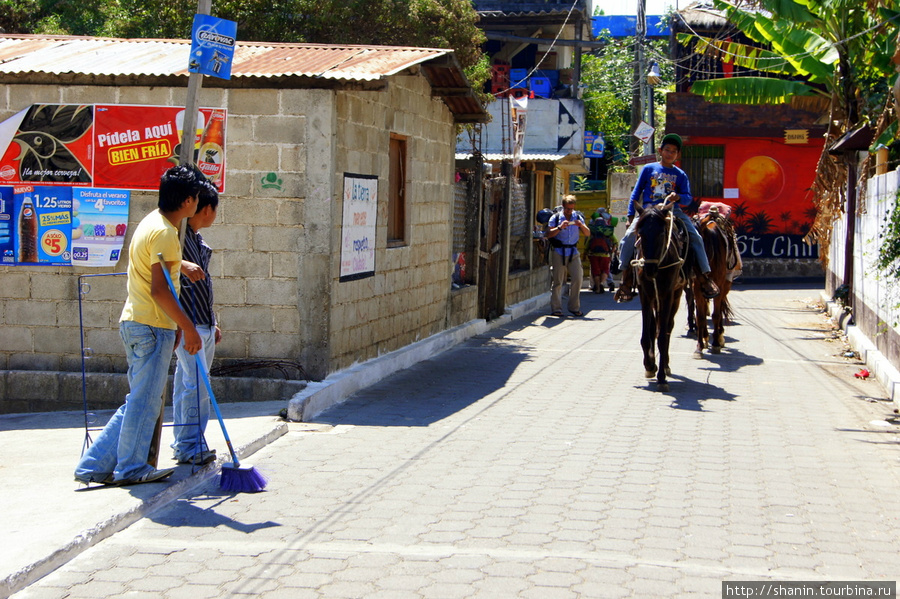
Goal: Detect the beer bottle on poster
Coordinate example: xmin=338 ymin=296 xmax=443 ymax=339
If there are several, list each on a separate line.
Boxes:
xmin=18 ymin=195 xmax=38 ymax=262
xmin=197 ymin=109 xmax=225 ymax=185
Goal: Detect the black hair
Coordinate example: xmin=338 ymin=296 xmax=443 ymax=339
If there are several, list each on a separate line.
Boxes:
xmin=158 ymin=164 xmax=203 ymax=212
xmin=197 ymin=179 xmax=219 ymax=212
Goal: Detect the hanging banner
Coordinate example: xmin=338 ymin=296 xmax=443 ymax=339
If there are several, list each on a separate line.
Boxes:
xmin=71 ymin=188 xmax=131 ymax=267
xmin=189 ymin=14 xmax=237 ymax=80
xmin=584 ymin=131 xmax=605 ymax=158
xmin=510 ymin=95 xmax=528 ymax=167
xmin=0 ymin=104 xmax=227 ymax=192
xmin=340 ymin=173 xmax=377 ymax=282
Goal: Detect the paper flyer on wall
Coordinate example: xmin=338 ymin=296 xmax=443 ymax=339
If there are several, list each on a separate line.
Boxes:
xmin=13 ymin=185 xmax=73 ymax=266
xmin=71 ymin=188 xmax=131 ymax=267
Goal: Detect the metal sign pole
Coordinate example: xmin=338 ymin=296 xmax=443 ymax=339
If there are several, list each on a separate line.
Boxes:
xmin=179 ymin=0 xmax=213 ymax=167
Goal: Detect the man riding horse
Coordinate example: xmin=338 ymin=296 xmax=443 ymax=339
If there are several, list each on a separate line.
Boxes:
xmin=614 ymin=133 xmax=720 ymax=303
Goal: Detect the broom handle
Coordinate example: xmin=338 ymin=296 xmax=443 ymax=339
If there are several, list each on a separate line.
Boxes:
xmin=158 ymin=254 xmax=242 ymax=467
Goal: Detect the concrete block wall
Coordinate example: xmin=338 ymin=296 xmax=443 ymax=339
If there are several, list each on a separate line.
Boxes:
xmin=330 ymin=76 xmax=458 ymax=370
xmin=0 ymin=83 xmax=324 ymax=407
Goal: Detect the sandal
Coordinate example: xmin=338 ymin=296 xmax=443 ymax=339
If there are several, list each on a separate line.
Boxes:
xmin=551 ymin=311 xmax=564 ymax=317
xmin=570 ymin=311 xmax=584 ymax=317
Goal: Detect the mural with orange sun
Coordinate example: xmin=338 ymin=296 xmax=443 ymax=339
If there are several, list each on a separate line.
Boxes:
xmin=683 ymin=137 xmax=824 ymax=258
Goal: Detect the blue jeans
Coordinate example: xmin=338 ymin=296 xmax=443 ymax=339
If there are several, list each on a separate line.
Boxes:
xmin=171 ymin=325 xmax=216 ymax=460
xmin=74 ymin=321 xmax=176 ymax=482
xmin=618 ymin=206 xmax=711 ymax=273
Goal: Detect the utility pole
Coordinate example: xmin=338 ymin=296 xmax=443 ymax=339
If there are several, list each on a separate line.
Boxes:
xmin=630 ymin=0 xmax=647 ymax=157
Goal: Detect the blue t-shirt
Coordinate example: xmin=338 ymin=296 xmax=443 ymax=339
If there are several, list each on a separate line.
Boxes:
xmin=628 ymin=162 xmax=693 ymax=217
xmin=548 ymin=210 xmax=584 ymax=255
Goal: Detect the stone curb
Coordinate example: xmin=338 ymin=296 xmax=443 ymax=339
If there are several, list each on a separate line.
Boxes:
xmin=287 ymin=292 xmax=551 ymax=422
xmin=820 ymin=291 xmax=900 ymax=408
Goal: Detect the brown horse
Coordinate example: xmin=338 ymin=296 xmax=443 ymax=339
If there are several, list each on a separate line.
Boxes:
xmin=632 ymin=203 xmax=690 ymax=391
xmin=689 ymin=205 xmax=734 ymax=357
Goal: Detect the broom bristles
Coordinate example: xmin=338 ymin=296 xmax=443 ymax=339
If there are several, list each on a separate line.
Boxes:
xmin=219 ymin=463 xmax=267 ymax=493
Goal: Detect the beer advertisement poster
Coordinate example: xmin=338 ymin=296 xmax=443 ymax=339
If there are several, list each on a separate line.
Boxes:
xmin=0 ymin=186 xmax=13 ymax=264
xmin=0 ymin=105 xmax=93 ymax=186
xmin=13 ymin=185 xmax=73 ymax=266
xmin=339 ymin=173 xmax=377 ymax=282
xmin=0 ymin=104 xmax=227 ymax=192
xmin=71 ymin=188 xmax=131 ymax=268
xmin=93 ymin=105 xmax=226 ymax=192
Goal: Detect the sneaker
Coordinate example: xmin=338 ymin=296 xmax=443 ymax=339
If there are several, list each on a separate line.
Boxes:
xmin=118 ymin=467 xmax=175 ymax=486
xmin=608 ymin=282 xmax=615 ymax=292
xmin=176 ymin=449 xmax=217 ymax=466
xmin=74 ymin=473 xmax=116 ymax=486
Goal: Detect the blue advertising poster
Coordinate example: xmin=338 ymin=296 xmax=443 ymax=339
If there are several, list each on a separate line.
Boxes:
xmin=13 ymin=185 xmax=72 ymax=265
xmin=584 ymin=131 xmax=605 ymax=158
xmin=0 ymin=187 xmax=12 ymax=264
xmin=188 ymin=14 xmax=237 ymax=80
xmin=71 ymin=188 xmax=131 ymax=267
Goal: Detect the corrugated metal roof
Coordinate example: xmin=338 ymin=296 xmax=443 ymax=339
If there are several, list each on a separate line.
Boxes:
xmin=0 ymin=35 xmax=441 ymax=80
xmin=0 ymin=34 xmax=488 ymax=121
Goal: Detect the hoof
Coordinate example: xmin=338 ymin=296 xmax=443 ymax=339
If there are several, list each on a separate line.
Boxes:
xmin=711 ymin=346 xmax=722 ymax=354
xmin=644 ymin=370 xmax=656 ymax=379
xmin=692 ymin=350 xmax=703 ymax=360
xmin=657 ymin=382 xmax=670 ymax=392
xmin=664 ymin=367 xmax=671 ymax=376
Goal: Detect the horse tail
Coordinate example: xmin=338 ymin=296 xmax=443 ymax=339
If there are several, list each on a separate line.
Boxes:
xmin=721 ymin=294 xmax=732 ymax=321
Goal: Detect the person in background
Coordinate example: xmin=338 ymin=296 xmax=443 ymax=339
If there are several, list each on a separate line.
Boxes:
xmin=614 ymin=133 xmax=720 ymax=302
xmin=547 ymin=195 xmax=591 ymax=317
xmin=585 ymin=208 xmax=618 ymax=294
xmin=171 ymin=179 xmax=221 ymax=466
xmin=74 ymin=165 xmax=202 ymax=487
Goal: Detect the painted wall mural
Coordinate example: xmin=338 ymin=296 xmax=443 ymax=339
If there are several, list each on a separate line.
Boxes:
xmin=690 ymin=136 xmax=824 ymax=259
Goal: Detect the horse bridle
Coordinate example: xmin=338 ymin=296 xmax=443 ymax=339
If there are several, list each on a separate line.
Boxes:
xmin=631 ymin=207 xmax=686 ymax=272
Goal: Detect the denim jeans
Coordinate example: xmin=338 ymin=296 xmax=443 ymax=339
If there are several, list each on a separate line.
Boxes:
xmin=618 ymin=206 xmax=711 ymax=274
xmin=74 ymin=321 xmax=176 ymax=482
xmin=171 ymin=325 xmax=216 ymax=460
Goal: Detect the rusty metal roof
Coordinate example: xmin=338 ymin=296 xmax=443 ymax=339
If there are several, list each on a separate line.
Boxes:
xmin=0 ymin=34 xmax=487 ymax=122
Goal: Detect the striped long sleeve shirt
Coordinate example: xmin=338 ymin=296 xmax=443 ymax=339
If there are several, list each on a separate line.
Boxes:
xmin=179 ymin=225 xmax=216 ymax=328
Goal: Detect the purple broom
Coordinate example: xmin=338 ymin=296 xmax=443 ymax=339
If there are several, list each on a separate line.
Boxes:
xmin=159 ymin=254 xmax=267 ymax=492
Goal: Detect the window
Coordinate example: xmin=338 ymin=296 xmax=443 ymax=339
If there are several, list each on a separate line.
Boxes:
xmin=388 ymin=134 xmax=407 ymax=244
xmin=681 ymin=145 xmax=724 ymax=198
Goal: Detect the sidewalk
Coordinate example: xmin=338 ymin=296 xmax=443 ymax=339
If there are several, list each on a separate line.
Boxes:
xmin=0 ymin=293 xmax=549 ymax=598
xmin=0 ymin=401 xmax=289 ymax=597
xmin=4 ymin=282 xmax=900 ymax=598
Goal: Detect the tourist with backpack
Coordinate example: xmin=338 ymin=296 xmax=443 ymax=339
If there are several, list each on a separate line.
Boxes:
xmin=547 ymin=195 xmax=590 ymax=317
xmin=585 ymin=208 xmax=618 ymax=294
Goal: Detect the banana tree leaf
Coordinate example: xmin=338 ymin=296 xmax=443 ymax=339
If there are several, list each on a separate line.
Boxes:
xmin=871 ymin=120 xmax=899 ymax=152
xmin=691 ymin=77 xmax=820 ymax=104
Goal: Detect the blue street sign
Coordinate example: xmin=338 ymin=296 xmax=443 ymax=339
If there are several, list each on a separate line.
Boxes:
xmin=189 ymin=14 xmax=237 ymax=80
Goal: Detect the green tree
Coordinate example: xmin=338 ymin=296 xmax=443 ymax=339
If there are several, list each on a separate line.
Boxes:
xmin=582 ymin=31 xmax=673 ymax=170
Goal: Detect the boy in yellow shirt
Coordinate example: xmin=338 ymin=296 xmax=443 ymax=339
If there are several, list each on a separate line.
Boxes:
xmin=75 ymin=165 xmax=203 ymax=486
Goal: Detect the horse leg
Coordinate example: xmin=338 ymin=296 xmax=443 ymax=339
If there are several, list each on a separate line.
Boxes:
xmin=711 ymin=292 xmax=730 ymax=353
xmin=656 ymin=287 xmax=683 ymax=391
xmin=692 ymin=285 xmax=708 ymax=358
xmin=684 ymin=286 xmax=696 ymax=337
xmin=640 ymin=303 xmax=658 ymax=378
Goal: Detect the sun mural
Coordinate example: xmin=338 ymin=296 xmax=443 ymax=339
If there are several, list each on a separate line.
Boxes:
xmin=736 ymin=156 xmax=784 ymax=204
xmin=729 ymin=154 xmax=813 ymax=238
